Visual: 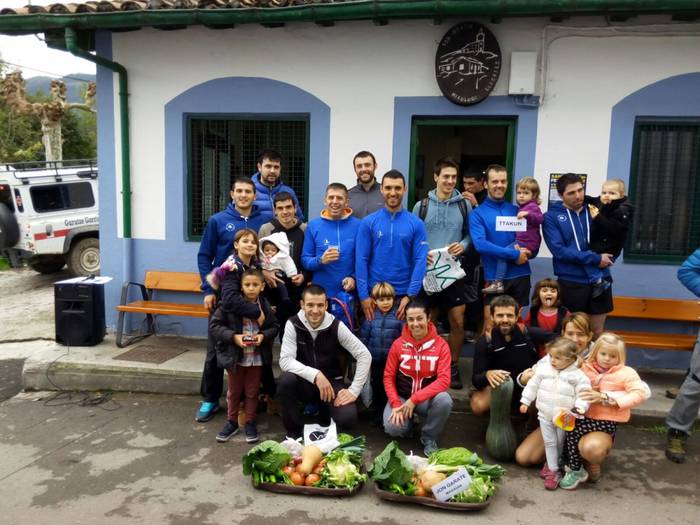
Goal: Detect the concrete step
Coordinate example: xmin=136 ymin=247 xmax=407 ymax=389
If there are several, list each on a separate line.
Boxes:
xmin=6 ymin=334 xmax=692 ymax=421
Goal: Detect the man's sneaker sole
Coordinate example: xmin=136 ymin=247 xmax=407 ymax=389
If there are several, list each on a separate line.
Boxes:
xmin=216 ymin=427 xmax=240 ymax=443
xmin=195 ymin=404 xmax=221 ymax=423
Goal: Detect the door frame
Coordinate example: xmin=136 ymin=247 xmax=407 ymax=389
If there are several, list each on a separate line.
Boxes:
xmin=408 ymin=117 xmax=517 ymax=207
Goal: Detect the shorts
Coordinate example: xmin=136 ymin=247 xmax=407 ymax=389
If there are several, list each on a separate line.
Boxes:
xmin=558 ymin=279 xmax=614 ymax=315
xmin=483 ymin=275 xmax=531 ymax=310
xmin=420 ymin=277 xmax=467 ymax=310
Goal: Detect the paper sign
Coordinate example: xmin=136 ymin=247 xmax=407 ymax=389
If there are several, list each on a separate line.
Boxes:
xmin=431 ymin=467 xmax=472 ymax=502
xmin=55 ymin=276 xmax=113 ymax=284
xmin=423 ymin=248 xmax=466 ymax=294
xmin=495 ymin=216 xmax=526 ymax=232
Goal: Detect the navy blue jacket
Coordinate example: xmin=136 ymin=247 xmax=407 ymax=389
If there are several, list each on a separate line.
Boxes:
xmin=251 ymin=172 xmax=304 ymax=224
xmin=197 ymin=203 xmax=267 ymax=295
xmin=543 ymin=201 xmax=608 ymax=284
xmin=359 ymin=307 xmax=404 ymax=361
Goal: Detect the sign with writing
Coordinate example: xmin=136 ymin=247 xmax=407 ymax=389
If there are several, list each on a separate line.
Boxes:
xmin=548 ymin=173 xmax=588 ymax=208
xmin=431 ymin=468 xmax=472 ymax=502
xmin=435 ymin=22 xmax=502 ymax=106
xmin=495 ymin=216 xmax=526 ymax=232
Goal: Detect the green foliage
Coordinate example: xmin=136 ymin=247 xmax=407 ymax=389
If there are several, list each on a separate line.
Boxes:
xmin=368 ymin=441 xmax=415 ymax=491
xmin=0 ymin=257 xmax=10 ymax=271
xmin=242 ymin=440 xmax=292 ymax=476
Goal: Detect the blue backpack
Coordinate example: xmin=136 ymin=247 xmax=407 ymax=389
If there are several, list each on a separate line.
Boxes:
xmin=328 ymin=291 xmax=357 ymax=332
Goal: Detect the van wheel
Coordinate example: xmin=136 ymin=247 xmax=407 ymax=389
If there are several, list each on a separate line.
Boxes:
xmin=28 ymin=255 xmax=66 ymax=274
xmin=67 ymin=238 xmax=100 ymax=277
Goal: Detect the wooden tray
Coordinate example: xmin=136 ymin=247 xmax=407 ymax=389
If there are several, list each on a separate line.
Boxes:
xmin=373 ymin=484 xmax=491 ymax=511
xmin=253 ymin=479 xmax=364 ymax=497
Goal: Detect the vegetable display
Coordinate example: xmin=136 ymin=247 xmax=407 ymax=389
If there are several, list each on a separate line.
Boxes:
xmin=369 ymin=442 xmax=505 ymax=505
xmin=242 ymin=433 xmax=367 ymax=491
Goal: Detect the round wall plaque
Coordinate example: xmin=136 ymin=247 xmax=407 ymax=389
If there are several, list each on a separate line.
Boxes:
xmin=435 ymin=22 xmax=502 ymax=106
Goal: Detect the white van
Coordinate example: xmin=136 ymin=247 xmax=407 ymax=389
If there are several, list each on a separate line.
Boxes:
xmin=0 ymin=160 xmax=99 ymax=276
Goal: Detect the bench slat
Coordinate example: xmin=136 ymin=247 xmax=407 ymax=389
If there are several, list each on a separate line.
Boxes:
xmin=117 ymin=300 xmax=208 ymax=318
xmin=610 ymin=296 xmax=700 ymax=322
xmin=617 ymin=331 xmax=695 ymax=351
xmin=144 ymin=271 xmax=202 ymax=293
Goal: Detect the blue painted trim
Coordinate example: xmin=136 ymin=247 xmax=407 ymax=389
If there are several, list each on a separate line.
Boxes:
xmin=392 ymin=95 xmax=539 ymax=193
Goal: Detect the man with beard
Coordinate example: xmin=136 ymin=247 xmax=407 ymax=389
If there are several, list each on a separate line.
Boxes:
xmin=348 ymin=151 xmax=384 ymax=219
xmin=251 ymin=149 xmax=304 ymax=223
xmin=470 ymin=295 xmax=538 ymax=416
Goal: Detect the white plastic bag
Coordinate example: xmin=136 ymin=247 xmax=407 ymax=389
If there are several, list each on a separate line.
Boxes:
xmin=423 ymin=248 xmax=466 ymax=294
xmin=280 ymin=436 xmax=304 ymax=457
xmin=303 ymin=419 xmax=340 ymax=453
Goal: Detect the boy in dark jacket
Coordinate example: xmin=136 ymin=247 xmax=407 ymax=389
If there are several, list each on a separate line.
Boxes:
xmin=358 ymin=282 xmax=404 ymax=416
xmin=584 ymin=179 xmax=634 ymax=297
xmin=209 ymin=269 xmax=279 ymax=444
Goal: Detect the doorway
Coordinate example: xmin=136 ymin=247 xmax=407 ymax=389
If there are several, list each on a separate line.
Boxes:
xmin=408 ymin=118 xmax=516 ymax=206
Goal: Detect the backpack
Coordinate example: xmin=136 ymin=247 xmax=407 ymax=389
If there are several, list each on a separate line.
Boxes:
xmin=328 ymin=290 xmax=357 ymax=332
xmin=418 ymin=196 xmax=470 ymax=238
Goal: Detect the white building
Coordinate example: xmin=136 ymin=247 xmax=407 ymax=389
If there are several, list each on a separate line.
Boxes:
xmin=1 ymin=1 xmax=699 ymax=368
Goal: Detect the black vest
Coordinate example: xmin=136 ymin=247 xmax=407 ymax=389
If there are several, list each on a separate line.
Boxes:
xmin=291 ymin=315 xmax=344 ymax=379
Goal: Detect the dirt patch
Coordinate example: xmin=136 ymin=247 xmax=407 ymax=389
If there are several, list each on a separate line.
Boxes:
xmin=0 ymin=267 xmax=71 ymax=341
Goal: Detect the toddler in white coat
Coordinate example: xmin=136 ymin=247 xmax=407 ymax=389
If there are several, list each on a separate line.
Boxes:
xmin=259 ymin=232 xmax=299 ymax=302
xmin=520 ymin=337 xmax=591 ymax=490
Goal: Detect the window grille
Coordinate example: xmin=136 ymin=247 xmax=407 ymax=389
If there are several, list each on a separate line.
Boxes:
xmin=626 ymin=120 xmax=700 ymax=263
xmin=188 ymin=117 xmax=308 ymax=239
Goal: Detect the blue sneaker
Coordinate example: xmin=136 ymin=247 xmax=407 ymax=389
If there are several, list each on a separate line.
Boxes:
xmin=195 ymin=401 xmax=220 ymax=422
xmin=245 ymin=422 xmax=259 ymax=443
xmin=216 ymin=420 xmax=240 ymax=443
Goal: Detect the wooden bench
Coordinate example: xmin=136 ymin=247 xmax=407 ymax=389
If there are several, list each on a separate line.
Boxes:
xmin=609 ymin=296 xmax=700 ymax=352
xmin=116 ymin=270 xmax=207 ymax=348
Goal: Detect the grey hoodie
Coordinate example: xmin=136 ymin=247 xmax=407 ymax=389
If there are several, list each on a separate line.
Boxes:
xmin=412 ymin=189 xmax=472 ymax=251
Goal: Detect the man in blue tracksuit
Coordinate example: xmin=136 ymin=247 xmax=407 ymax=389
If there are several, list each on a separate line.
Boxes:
xmin=251 ymin=149 xmax=304 ymax=223
xmin=543 ymin=173 xmax=614 ymax=338
xmin=413 ymin=156 xmax=472 ymax=389
xmin=356 ymin=170 xmax=429 ymax=321
xmin=195 ymin=176 xmax=267 ymax=423
xmin=469 ymin=164 xmax=531 ymax=326
xmin=302 ymin=183 xmax=361 ymax=299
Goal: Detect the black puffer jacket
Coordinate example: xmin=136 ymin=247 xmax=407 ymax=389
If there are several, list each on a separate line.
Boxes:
xmin=209 ymin=296 xmax=279 ymax=370
xmin=585 ymin=195 xmax=634 ymax=257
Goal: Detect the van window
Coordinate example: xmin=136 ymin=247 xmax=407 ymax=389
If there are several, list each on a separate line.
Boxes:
xmin=29 ymin=182 xmax=95 ymax=213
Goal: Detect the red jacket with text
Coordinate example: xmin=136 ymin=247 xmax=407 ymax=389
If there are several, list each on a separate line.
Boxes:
xmin=384 ymin=322 xmax=452 ymax=408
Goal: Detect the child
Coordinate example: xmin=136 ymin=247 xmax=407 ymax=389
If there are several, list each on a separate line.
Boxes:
xmin=584 ymin=179 xmax=634 ymax=298
xmin=560 ymin=332 xmax=650 ymax=489
xmin=209 ymin=268 xmax=279 ymax=444
xmin=522 ymin=278 xmax=569 ymax=358
xmin=207 ymin=228 xmax=260 ymax=312
xmin=484 ymin=177 xmax=544 ymax=294
xmin=520 ymin=338 xmax=591 ymax=490
xmin=358 ymin=282 xmax=403 ymax=417
xmin=259 ymin=232 xmax=299 ymax=303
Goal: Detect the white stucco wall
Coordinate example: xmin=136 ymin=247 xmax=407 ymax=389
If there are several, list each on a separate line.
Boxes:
xmin=110 ymin=17 xmax=700 ymax=240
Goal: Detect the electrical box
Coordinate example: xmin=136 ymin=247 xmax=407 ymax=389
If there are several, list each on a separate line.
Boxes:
xmin=508 ymin=52 xmax=538 ymax=95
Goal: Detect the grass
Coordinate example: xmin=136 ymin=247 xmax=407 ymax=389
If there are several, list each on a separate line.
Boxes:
xmin=0 ymin=257 xmax=10 ymax=271
xmin=642 ymin=423 xmax=699 ymax=434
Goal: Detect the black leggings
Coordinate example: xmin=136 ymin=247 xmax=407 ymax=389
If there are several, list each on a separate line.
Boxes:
xmin=564 ymin=417 xmax=617 ymax=471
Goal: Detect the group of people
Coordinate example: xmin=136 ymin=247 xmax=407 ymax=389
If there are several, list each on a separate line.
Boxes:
xmin=193 ymin=148 xmax=698 ymax=491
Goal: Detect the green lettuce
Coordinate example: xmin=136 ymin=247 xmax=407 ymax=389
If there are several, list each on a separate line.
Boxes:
xmin=242 ymin=440 xmax=292 ymax=476
xmin=368 ymin=441 xmax=415 ymax=492
xmin=428 ymin=447 xmax=482 ymax=467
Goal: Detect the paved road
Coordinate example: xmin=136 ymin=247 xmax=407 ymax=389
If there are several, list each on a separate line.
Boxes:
xmin=0 ymin=388 xmax=697 ymax=525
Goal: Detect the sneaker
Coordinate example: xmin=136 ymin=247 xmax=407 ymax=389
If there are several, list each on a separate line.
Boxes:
xmin=665 ymin=428 xmax=688 ymax=464
xmin=543 ymin=470 xmax=562 ymax=490
xmin=245 ymin=421 xmax=259 ymax=444
xmin=559 ymin=467 xmax=589 ymax=490
xmin=591 ymin=278 xmax=610 ymax=299
xmin=482 ymin=281 xmax=504 ymax=294
xmin=303 ymin=402 xmax=319 ymax=417
xmin=216 ymin=420 xmax=240 ymax=443
xmin=585 ymin=461 xmax=602 ymax=483
xmin=539 ymin=463 xmax=553 ymax=479
xmin=665 ymin=388 xmax=679 ymax=400
xmin=195 ymin=401 xmax=221 ymax=423
xmin=450 ymin=363 xmax=463 ymax=390
xmin=421 ymin=437 xmax=439 ymax=457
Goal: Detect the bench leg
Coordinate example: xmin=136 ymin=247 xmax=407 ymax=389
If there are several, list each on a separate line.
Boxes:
xmin=116 ymin=310 xmax=155 ymax=348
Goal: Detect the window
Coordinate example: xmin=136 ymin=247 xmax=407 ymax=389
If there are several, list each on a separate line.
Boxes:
xmin=29 ymin=182 xmax=95 ymax=213
xmin=188 ymin=117 xmax=309 ymax=239
xmin=626 ymin=120 xmax=700 ymax=263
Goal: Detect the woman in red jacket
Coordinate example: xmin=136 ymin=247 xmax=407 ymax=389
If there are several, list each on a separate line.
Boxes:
xmin=383 ymin=300 xmax=453 ymax=456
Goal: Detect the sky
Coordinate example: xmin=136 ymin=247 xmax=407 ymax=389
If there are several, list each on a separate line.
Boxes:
xmin=0 ymin=1 xmax=96 ymax=78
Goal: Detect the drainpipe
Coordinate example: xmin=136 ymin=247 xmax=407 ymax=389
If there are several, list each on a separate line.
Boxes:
xmin=63 ymin=27 xmax=133 ymax=288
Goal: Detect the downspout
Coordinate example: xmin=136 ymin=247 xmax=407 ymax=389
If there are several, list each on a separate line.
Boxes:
xmin=63 ymin=28 xmax=133 ymax=287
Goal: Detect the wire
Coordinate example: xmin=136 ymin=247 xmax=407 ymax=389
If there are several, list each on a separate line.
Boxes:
xmin=1 ymin=60 xmax=94 ymax=83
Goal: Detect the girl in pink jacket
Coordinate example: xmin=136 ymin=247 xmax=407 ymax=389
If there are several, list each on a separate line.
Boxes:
xmin=560 ymin=332 xmax=649 ymax=490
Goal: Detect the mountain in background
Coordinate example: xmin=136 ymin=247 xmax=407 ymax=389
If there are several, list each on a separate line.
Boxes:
xmin=25 ymin=73 xmax=96 ymax=103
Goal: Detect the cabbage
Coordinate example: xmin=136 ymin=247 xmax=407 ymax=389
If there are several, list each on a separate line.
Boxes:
xmin=321 ymin=450 xmax=366 ymax=488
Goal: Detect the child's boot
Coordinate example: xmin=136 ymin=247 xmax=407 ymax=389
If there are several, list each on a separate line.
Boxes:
xmin=543 ymin=469 xmax=562 ymax=490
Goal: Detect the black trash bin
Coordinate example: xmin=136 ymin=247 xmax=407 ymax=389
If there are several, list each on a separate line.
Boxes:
xmin=55 ymin=280 xmax=105 ymax=346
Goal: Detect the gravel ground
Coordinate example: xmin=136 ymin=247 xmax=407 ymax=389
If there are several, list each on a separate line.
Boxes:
xmin=0 ymin=267 xmax=71 ymax=342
